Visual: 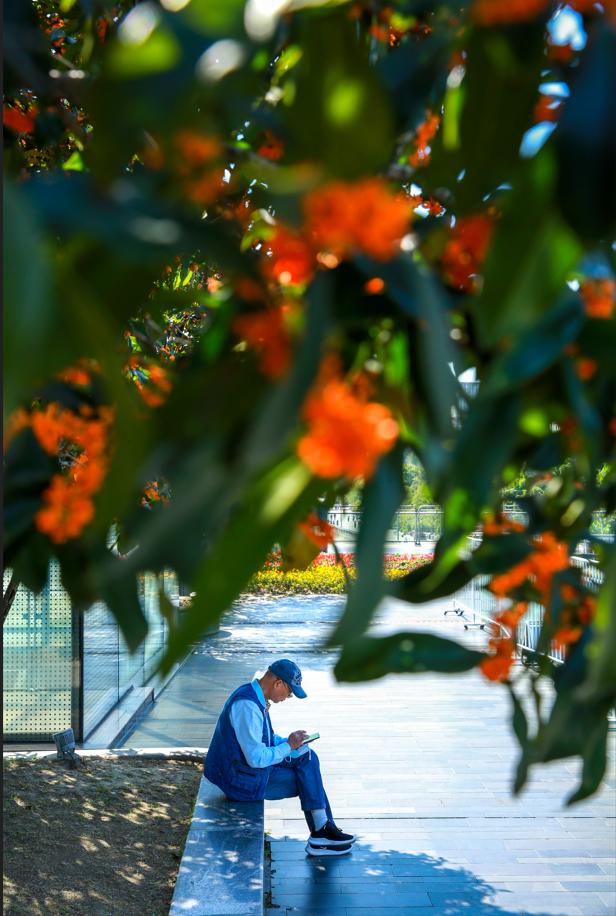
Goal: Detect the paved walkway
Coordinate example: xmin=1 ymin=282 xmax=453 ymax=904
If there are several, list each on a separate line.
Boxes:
xmin=123 ymin=594 xmax=616 ymax=915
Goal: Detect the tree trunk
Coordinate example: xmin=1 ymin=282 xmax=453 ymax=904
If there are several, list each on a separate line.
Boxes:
xmin=3 ymin=572 xmax=19 ymax=623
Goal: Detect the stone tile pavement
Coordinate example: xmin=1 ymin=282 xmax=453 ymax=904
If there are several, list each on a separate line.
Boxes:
xmin=123 ymin=593 xmax=616 ymax=915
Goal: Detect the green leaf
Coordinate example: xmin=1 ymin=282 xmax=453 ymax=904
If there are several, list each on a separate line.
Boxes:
xmin=394 ymin=556 xmax=473 ymax=604
xmin=508 ymin=683 xmax=529 ymax=748
xmin=481 ymin=295 xmax=584 ymax=397
xmin=8 ymin=534 xmax=52 ymax=596
xmin=472 ymin=154 xmax=582 ymax=348
xmin=159 ymin=455 xmax=323 ymax=673
xmin=423 ymin=25 xmax=544 ymax=213
xmin=441 ymin=393 xmax=522 ymax=529
xmin=3 ymin=182 xmax=55 ymax=413
xmin=107 ymin=22 xmax=181 ymax=78
xmin=329 ymin=445 xmax=404 ymax=645
xmin=577 ymin=548 xmax=616 ymax=705
xmin=283 ymin=10 xmax=394 ymax=179
xmin=239 ymin=271 xmax=332 ymax=476
xmin=555 ymin=22 xmax=616 ymax=243
xmin=470 ymin=533 xmax=533 ymax=576
xmin=179 ymin=0 xmax=245 ymax=36
xmin=373 ymin=255 xmax=457 ymax=439
xmin=335 ymin=632 xmax=485 ymax=682
xmin=94 ymin=555 xmax=148 ymax=652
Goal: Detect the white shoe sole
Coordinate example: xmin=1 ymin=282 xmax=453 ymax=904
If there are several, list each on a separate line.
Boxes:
xmin=308 ymin=835 xmax=357 ymax=846
xmin=305 ymin=842 xmax=352 ymax=857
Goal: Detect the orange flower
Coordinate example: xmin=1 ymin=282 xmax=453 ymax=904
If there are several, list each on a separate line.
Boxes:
xmin=496 ymin=601 xmax=527 ymax=630
xmin=71 ymin=456 xmax=107 ymax=495
xmin=174 ymin=130 xmax=222 ymax=168
xmin=57 ymin=364 xmax=91 ymax=387
xmin=441 ymin=213 xmax=493 ymax=293
xmin=35 ymin=475 xmax=95 ymax=544
xmin=297 ymin=512 xmax=334 ymax=549
xmin=580 ymin=278 xmax=615 ymax=319
xmin=4 ymin=104 xmax=38 ymax=134
xmin=304 ymin=178 xmax=411 ymax=261
xmin=480 ymin=637 xmax=515 ymax=682
xmin=257 ymin=130 xmax=284 ymax=161
xmin=183 ymin=169 xmax=226 ymax=205
xmin=575 ymin=357 xmax=598 ymax=381
xmin=472 ymin=0 xmax=549 ymax=27
xmin=409 ymin=110 xmax=440 ymax=168
xmin=233 ymin=306 xmax=293 ymax=379
xmin=364 ymin=277 xmax=385 ymax=295
xmin=297 ymin=359 xmax=399 ymax=479
xmin=546 ymin=41 xmax=575 ymax=64
xmin=490 ymin=531 xmax=569 ymax=603
xmin=533 ymin=94 xmax=563 ymax=124
xmin=266 ymin=227 xmax=314 ymax=286
xmin=482 ymin=512 xmax=525 ymax=537
xmin=553 ymin=626 xmax=582 ymax=648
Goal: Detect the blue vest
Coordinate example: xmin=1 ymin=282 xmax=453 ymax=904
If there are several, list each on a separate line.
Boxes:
xmin=204 ymin=682 xmax=274 ymax=801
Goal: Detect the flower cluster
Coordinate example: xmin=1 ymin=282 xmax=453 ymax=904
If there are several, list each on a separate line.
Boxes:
xmin=580 ymin=278 xmax=615 ymax=319
xmin=489 ymin=531 xmax=569 ymax=603
xmin=250 ymin=552 xmax=431 ymax=594
xmin=441 ymin=213 xmax=494 ymax=293
xmin=297 ymin=358 xmax=399 ymax=480
xmin=27 ymin=399 xmax=114 ymax=544
xmin=297 ymin=512 xmax=335 ymax=549
xmin=409 ymin=110 xmax=440 ymax=168
xmin=550 ymin=582 xmax=596 ymax=648
xmin=257 ymin=130 xmax=284 ymax=161
xmin=533 ymin=94 xmax=564 ymax=124
xmin=481 ymin=512 xmax=525 ymax=537
xmin=173 ymin=130 xmax=225 ymax=205
xmin=304 ymin=178 xmax=412 ymax=261
xmin=480 ymin=601 xmax=528 ymax=682
xmin=472 ymin=0 xmax=548 ymax=27
xmin=261 ymin=178 xmax=412 ymax=289
xmin=233 ymin=303 xmax=295 ymax=379
xmin=3 ymin=103 xmax=38 ymax=135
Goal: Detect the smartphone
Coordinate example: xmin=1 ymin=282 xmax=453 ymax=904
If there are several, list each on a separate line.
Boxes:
xmin=300 ymin=733 xmax=320 ymax=746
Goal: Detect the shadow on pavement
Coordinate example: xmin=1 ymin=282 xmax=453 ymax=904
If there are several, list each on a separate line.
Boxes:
xmin=267 ymin=837 xmax=569 ymax=915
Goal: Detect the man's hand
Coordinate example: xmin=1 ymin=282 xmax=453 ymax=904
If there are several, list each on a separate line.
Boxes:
xmin=287 ymin=730 xmax=309 ymax=750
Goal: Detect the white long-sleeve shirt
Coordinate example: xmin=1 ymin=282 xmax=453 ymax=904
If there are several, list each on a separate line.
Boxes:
xmin=228 ymin=679 xmax=309 ymax=769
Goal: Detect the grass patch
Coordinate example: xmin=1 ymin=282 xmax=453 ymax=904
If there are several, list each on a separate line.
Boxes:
xmin=3 ymin=757 xmax=201 ymax=915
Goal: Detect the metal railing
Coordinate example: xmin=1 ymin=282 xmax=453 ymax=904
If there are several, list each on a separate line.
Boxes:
xmin=327 ymin=504 xmax=442 ymax=545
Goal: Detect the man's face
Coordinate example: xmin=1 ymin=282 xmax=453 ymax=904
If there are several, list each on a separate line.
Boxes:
xmin=272 ymin=678 xmax=293 ymax=703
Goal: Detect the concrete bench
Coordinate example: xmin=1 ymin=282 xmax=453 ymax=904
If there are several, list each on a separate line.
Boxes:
xmin=169 ymin=776 xmax=264 ymax=916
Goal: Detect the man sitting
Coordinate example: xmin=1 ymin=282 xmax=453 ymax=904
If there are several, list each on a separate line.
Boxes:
xmin=204 ymin=658 xmax=356 ymax=856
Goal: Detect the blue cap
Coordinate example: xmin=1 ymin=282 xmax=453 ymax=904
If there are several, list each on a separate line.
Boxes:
xmin=268 ymin=659 xmax=307 ymax=698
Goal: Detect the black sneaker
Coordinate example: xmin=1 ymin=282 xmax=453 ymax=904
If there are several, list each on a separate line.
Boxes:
xmin=305 ymin=841 xmax=353 ymax=857
xmin=309 ymin=820 xmax=356 ymax=847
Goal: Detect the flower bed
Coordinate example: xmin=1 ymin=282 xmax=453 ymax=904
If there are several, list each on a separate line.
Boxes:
xmin=247 ymin=553 xmax=431 ymax=595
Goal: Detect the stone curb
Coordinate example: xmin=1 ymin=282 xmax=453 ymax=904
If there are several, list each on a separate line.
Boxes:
xmin=169 ymin=776 xmax=264 ymax=916
xmin=3 ymin=746 xmax=208 ymax=760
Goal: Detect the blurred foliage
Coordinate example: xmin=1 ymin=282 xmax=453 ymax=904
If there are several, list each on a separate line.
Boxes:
xmin=3 ymin=0 xmax=616 ymax=799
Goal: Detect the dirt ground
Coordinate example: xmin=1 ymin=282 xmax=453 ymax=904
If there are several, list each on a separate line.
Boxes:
xmin=3 ymin=756 xmax=202 ymax=915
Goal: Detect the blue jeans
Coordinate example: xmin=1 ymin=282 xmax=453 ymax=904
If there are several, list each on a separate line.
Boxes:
xmin=265 ymin=749 xmax=333 ymax=832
